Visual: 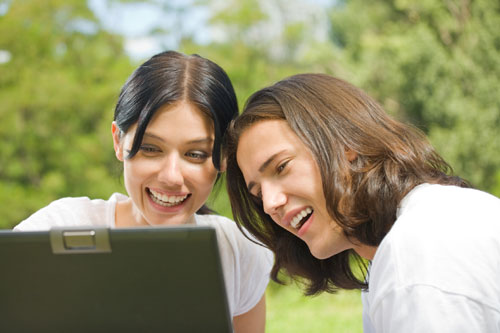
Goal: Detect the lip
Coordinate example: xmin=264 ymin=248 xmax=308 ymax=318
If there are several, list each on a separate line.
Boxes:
xmin=297 ymin=212 xmax=313 ymax=237
xmin=282 ymin=206 xmax=312 ymax=228
xmin=146 ymin=188 xmax=190 ymax=213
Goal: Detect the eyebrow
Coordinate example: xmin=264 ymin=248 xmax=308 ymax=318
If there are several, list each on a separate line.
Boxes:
xmin=247 ymin=151 xmax=283 ymax=193
xmin=143 ymin=133 xmax=213 ymax=144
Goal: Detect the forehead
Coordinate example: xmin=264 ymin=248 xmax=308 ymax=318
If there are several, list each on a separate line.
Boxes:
xmin=149 ymin=101 xmax=214 ymax=132
xmin=238 ymin=118 xmax=300 ymax=147
xmin=122 ymin=101 xmax=215 ymax=145
xmin=236 ymin=119 xmax=300 ymax=174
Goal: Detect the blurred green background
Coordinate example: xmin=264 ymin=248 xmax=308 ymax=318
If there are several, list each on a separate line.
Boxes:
xmin=1 ymin=0 xmax=499 ymax=331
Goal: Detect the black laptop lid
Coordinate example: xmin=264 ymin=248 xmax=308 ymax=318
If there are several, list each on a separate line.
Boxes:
xmin=0 ymin=226 xmax=233 ymax=333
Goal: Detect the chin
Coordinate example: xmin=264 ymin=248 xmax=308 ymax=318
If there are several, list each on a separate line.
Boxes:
xmin=161 ymin=218 xmax=186 ymax=226
xmin=146 ymin=216 xmax=179 ymax=226
xmin=308 ymin=242 xmax=341 ymax=260
xmin=308 ymin=247 xmax=331 ymax=260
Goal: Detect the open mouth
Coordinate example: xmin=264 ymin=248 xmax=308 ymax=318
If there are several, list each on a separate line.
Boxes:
xmin=290 ymin=207 xmax=313 ymax=230
xmin=148 ymin=188 xmax=190 ymax=207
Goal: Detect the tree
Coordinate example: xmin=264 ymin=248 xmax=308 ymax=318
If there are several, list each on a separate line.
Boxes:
xmin=0 ymin=0 xmax=133 ymax=227
xmin=328 ymin=0 xmax=500 ymax=194
xmin=2 ymin=0 xmax=498 ymax=228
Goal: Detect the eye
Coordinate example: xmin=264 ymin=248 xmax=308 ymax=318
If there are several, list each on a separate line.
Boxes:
xmin=277 ymin=160 xmax=289 ymax=174
xmin=185 ymin=151 xmax=210 ymax=161
xmin=139 ymin=145 xmax=161 ymax=154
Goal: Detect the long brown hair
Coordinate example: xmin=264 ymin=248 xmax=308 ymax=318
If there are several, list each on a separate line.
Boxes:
xmin=225 ymin=73 xmax=469 ymax=293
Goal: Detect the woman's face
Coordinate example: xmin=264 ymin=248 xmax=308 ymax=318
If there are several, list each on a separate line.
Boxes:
xmin=113 ymin=101 xmax=218 ymax=226
xmin=236 ymin=119 xmax=354 ymax=259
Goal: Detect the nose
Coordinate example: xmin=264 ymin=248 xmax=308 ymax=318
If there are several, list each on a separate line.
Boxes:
xmin=261 ymin=182 xmax=287 ymax=218
xmin=157 ymin=153 xmax=184 ymax=186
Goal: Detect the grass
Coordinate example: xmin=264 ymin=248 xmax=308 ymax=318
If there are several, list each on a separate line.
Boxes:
xmin=265 ymin=281 xmax=363 ymax=333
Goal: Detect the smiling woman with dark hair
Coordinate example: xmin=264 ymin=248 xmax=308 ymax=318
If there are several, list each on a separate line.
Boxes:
xmin=225 ymin=73 xmax=500 ymax=332
xmin=15 ymin=50 xmax=273 ymax=333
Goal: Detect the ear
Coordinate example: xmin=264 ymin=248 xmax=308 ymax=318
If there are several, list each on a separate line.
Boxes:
xmin=111 ymin=121 xmax=124 ymax=161
xmin=345 ymin=148 xmax=357 ymax=162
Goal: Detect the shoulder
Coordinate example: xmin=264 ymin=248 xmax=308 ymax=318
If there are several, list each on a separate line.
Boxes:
xmin=196 ymin=214 xmax=271 ymax=254
xmin=368 ymin=184 xmax=500 ymax=310
xmin=14 ymin=193 xmax=125 ymax=230
xmin=397 ymin=183 xmax=500 ymax=220
xmin=195 ymin=213 xmax=243 ymax=237
xmin=196 ymin=214 xmax=273 ymax=316
xmin=390 ymin=184 xmax=500 ymax=252
xmin=196 ymin=214 xmax=270 ymax=244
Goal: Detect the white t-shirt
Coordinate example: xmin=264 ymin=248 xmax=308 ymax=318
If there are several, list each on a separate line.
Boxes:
xmin=362 ymin=184 xmax=500 ymax=332
xmin=14 ymin=193 xmax=273 ymax=317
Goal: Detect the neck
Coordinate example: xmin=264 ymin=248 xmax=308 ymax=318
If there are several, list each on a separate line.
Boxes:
xmin=353 ymin=244 xmax=378 ymax=261
xmin=115 ymin=198 xmax=148 ymax=227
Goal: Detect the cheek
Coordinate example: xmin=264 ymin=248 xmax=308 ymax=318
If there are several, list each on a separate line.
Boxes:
xmin=187 ymin=164 xmax=218 ymax=193
xmin=303 ymin=160 xmax=324 ymax=195
xmin=123 ymin=159 xmax=155 ymax=187
xmin=292 ymin=163 xmax=319 ymax=191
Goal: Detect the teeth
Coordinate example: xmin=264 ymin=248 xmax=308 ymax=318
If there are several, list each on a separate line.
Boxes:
xmin=149 ymin=189 xmax=188 ymax=207
xmin=290 ymin=207 xmax=312 ymax=229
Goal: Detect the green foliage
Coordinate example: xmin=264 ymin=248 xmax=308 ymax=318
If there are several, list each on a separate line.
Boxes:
xmin=1 ymin=0 xmax=499 ymax=225
xmin=180 ymin=0 xmax=341 ymax=109
xmin=0 ymin=0 xmax=132 ymax=227
xmin=329 ymin=0 xmax=500 ymax=194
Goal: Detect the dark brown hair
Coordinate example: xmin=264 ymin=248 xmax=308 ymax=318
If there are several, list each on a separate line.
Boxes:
xmin=225 ymin=73 xmax=469 ymax=293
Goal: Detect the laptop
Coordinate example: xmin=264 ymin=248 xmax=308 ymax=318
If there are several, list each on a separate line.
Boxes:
xmin=0 ymin=226 xmax=233 ymax=332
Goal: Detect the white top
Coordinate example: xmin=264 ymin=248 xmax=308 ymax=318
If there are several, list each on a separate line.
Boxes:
xmin=362 ymin=184 xmax=500 ymax=332
xmin=14 ymin=193 xmax=273 ymax=317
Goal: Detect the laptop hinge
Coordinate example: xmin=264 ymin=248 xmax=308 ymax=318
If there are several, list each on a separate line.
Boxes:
xmin=50 ymin=227 xmax=112 ymax=254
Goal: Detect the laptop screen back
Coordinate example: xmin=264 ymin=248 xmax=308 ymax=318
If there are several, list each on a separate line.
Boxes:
xmin=0 ymin=226 xmax=233 ymax=332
